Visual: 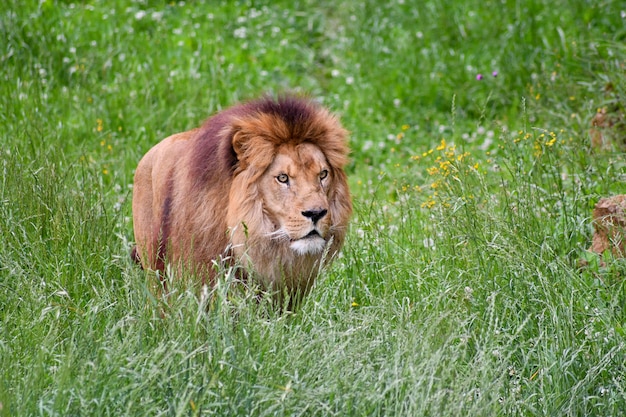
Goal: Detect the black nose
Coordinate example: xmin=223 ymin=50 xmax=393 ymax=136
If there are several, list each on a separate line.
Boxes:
xmin=302 ymin=208 xmax=328 ymax=224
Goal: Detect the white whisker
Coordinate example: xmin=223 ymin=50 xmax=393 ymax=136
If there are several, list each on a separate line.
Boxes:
xmin=266 ymin=228 xmax=290 ymax=241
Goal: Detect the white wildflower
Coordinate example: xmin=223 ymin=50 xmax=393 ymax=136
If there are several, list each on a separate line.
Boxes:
xmin=234 ymin=27 xmax=247 ymax=39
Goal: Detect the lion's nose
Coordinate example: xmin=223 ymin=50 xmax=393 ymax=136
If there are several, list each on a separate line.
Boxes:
xmin=302 ymin=208 xmax=328 ymax=224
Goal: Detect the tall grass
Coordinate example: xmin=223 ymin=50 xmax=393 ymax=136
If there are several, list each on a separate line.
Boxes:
xmin=1 ymin=0 xmax=625 ymax=415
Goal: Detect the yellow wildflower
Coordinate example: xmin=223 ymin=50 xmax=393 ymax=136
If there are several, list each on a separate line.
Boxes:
xmin=421 ymin=199 xmax=436 ymax=209
xmin=439 ymin=160 xmax=451 ymax=175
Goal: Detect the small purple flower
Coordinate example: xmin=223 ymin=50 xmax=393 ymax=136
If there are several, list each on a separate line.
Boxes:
xmin=492 ymin=71 xmax=498 ymax=77
xmin=476 ymin=74 xmax=483 ymax=81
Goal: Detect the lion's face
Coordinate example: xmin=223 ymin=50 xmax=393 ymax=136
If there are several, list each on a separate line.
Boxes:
xmin=258 ymin=143 xmax=333 ymax=255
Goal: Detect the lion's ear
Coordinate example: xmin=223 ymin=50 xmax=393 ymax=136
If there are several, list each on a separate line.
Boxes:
xmin=229 ymin=122 xmax=276 ymax=175
xmin=231 ymin=128 xmax=248 ymax=160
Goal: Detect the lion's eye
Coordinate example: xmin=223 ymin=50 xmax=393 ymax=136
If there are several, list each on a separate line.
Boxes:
xmin=276 ymin=173 xmax=289 ymax=184
xmin=319 ymin=169 xmax=329 ymax=180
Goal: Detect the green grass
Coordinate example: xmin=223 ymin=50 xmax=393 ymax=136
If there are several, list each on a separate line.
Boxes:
xmin=2 ymin=0 xmax=626 ymax=415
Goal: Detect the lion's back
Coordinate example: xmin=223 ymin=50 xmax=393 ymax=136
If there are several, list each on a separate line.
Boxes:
xmin=132 ymin=116 xmax=236 ymax=274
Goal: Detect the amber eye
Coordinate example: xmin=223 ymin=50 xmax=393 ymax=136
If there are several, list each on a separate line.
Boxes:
xmin=276 ymin=173 xmax=289 ymax=184
xmin=320 ymin=169 xmax=329 ymax=180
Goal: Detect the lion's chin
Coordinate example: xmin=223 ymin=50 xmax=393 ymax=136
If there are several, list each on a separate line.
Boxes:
xmin=289 ymin=234 xmax=327 ymax=256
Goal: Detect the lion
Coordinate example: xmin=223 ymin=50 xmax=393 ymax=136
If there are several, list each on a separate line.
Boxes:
xmin=131 ymin=95 xmax=352 ymax=307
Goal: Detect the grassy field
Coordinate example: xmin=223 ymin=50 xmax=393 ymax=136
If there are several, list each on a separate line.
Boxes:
xmin=2 ymin=0 xmax=626 ymax=415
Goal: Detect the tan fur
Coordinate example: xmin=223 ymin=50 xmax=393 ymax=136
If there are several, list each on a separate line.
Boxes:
xmin=132 ymin=96 xmax=352 ymax=305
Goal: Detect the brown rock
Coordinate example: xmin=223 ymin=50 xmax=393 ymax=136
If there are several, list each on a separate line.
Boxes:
xmin=589 ymin=195 xmax=626 ymax=257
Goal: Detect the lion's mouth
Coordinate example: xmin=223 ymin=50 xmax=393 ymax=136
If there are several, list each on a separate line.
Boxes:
xmin=289 ymin=230 xmax=322 ymax=242
xmin=302 ymin=230 xmax=321 ymax=239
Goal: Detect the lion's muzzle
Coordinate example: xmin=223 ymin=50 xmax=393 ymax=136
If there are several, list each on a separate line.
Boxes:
xmin=289 ymin=227 xmax=327 ymax=255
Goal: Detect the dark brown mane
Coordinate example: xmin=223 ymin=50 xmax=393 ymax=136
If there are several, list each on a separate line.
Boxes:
xmin=188 ymin=95 xmax=336 ymax=188
xmin=188 ymin=105 xmax=245 ymax=188
xmin=254 ymin=95 xmax=321 ymax=141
